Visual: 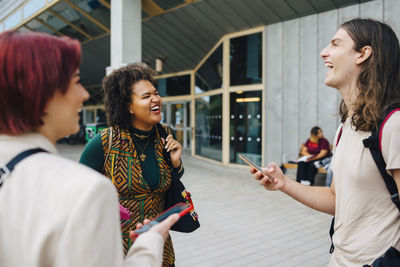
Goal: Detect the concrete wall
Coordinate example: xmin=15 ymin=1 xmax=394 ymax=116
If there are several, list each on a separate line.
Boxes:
xmin=264 ymin=0 xmax=400 ymax=164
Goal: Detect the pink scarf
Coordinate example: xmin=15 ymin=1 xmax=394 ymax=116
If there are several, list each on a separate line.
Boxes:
xmin=119 ymin=204 xmax=131 ymax=220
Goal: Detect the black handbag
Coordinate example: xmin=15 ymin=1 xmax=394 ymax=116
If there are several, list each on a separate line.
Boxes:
xmin=157 ymin=123 xmax=200 ymax=233
xmin=364 ymin=247 xmax=400 ymax=267
xmin=164 ymin=176 xmax=200 ymax=232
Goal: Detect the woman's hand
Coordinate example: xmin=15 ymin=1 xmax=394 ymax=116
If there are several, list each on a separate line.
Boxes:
xmin=129 ymin=214 xmax=180 ymax=241
xmin=162 ymin=134 xmax=182 ymax=168
xmin=129 ymin=219 xmax=151 ymax=243
xmin=250 ymin=162 xmax=287 ymax=191
xmin=150 ymin=214 xmax=179 ymax=239
xmin=306 ymin=156 xmax=314 ymax=162
xmin=300 ymin=144 xmax=310 ymax=157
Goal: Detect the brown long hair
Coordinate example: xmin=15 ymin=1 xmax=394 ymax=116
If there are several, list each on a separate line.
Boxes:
xmin=339 ymin=18 xmax=400 ymax=132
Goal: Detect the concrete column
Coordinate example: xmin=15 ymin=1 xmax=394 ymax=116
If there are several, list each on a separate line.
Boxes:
xmin=108 ymin=0 xmax=141 ymax=74
xmin=222 ymin=38 xmax=230 ymax=164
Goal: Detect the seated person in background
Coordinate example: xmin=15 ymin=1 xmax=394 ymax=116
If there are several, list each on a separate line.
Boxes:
xmin=296 ymin=126 xmax=331 ymax=185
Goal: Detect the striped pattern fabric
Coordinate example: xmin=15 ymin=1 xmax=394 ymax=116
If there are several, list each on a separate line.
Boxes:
xmin=101 ymin=126 xmax=174 ymax=266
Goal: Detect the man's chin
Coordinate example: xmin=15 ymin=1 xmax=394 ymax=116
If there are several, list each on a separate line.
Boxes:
xmin=324 ymin=79 xmax=337 ymax=88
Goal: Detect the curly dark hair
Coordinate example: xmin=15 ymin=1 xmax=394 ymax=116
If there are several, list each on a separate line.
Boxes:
xmin=102 ymin=63 xmax=157 ymax=128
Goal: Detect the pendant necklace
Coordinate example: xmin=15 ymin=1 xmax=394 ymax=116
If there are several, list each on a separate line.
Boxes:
xmin=132 ymin=135 xmax=152 ymax=162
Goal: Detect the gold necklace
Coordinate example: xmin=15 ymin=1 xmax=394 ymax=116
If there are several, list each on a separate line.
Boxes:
xmin=132 ymin=135 xmax=152 ymax=161
xmin=134 ymin=132 xmax=149 ymax=139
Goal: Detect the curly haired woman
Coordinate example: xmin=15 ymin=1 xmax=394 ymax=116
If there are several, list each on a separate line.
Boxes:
xmin=80 ymin=63 xmax=184 ymax=267
xmin=0 ymin=31 xmax=179 ymax=267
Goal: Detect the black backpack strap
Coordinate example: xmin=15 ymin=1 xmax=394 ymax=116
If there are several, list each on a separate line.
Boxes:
xmin=329 ymin=217 xmax=335 ymax=253
xmin=328 ymin=125 xmax=343 ymax=254
xmin=156 ymin=123 xmax=172 ymax=166
xmin=329 ymin=109 xmax=400 ymax=254
xmin=363 ymin=108 xmax=400 ymax=212
xmin=0 ymin=148 xmax=47 ymax=188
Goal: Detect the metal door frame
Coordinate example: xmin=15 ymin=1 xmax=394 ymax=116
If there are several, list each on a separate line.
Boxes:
xmin=162 ymin=100 xmax=191 ymax=150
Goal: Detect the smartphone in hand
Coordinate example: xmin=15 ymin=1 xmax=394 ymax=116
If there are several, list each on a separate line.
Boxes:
xmin=134 ymin=203 xmax=192 ymax=235
xmin=238 ymin=154 xmax=275 ymax=182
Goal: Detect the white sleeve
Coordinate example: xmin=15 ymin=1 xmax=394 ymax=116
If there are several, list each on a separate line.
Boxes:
xmin=53 ymin=178 xmax=125 ymax=267
xmin=125 ymin=231 xmax=164 ymax=267
xmin=381 ymin=111 xmax=400 ymax=171
xmin=53 ymin=175 xmax=165 ymax=267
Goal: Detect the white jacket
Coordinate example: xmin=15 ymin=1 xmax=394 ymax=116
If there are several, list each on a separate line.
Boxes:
xmin=0 ymin=133 xmax=163 ymax=267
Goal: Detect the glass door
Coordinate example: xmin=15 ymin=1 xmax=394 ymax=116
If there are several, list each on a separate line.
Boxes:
xmin=162 ymin=101 xmax=191 ymax=151
xmin=229 ymin=91 xmax=262 ymax=165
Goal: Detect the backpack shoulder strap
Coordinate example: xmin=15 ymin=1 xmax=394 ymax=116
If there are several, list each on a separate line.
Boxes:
xmin=156 ymin=123 xmax=167 ymax=138
xmin=335 ymin=126 xmax=343 ymax=147
xmin=156 ymin=123 xmax=174 ymax=168
xmin=330 ymin=124 xmax=343 ymax=254
xmin=378 ymin=108 xmax=400 ymax=151
xmin=157 ymin=123 xmax=174 ymax=138
xmin=0 ymin=148 xmax=47 ymax=188
xmin=161 ymin=123 xmax=173 ymax=137
xmin=363 ymin=108 xmax=400 ymax=212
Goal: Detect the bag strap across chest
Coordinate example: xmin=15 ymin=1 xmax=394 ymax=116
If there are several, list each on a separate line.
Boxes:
xmin=330 ymin=108 xmax=400 ymax=253
xmin=336 ymin=108 xmax=400 ymax=212
xmin=102 ymin=127 xmax=113 ymax=172
xmin=0 ymin=148 xmax=47 ymax=188
xmin=156 ymin=123 xmax=173 ymax=168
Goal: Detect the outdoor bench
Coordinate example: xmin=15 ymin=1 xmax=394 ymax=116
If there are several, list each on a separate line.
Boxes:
xmin=282 ymin=162 xmax=327 ymax=186
xmin=282 ymin=163 xmax=327 ymax=174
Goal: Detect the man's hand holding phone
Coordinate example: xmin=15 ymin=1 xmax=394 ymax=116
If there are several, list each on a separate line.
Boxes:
xmin=239 ymin=154 xmax=277 ymax=182
xmin=238 ymin=154 xmax=287 ymax=190
xmin=251 ymin=163 xmax=285 ymax=190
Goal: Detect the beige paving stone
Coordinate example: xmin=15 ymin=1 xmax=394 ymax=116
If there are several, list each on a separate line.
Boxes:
xmin=57 ymin=144 xmax=332 ymax=267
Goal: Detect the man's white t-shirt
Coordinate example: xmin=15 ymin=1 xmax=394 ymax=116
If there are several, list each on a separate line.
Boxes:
xmin=329 ymin=112 xmax=400 ymax=266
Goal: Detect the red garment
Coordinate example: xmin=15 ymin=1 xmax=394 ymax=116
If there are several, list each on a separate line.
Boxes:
xmin=305 ymin=137 xmax=330 ymax=156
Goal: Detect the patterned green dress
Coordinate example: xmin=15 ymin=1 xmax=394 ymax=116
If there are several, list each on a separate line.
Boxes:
xmin=100 ymin=125 xmax=182 ymax=266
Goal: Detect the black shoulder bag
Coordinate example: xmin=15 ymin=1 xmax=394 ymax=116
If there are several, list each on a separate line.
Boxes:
xmin=156 ymin=123 xmax=200 ymax=233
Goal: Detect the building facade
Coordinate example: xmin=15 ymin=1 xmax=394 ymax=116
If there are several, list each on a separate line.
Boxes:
xmin=1 ymin=0 xmax=398 ymax=166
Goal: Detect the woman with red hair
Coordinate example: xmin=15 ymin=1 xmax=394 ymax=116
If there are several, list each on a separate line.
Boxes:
xmin=0 ymin=30 xmax=178 ymax=267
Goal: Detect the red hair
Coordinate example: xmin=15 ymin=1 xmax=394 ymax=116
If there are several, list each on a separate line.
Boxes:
xmin=0 ymin=31 xmax=81 ymax=134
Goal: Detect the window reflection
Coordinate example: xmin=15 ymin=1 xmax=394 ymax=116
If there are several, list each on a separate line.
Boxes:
xmin=24 ymin=0 xmax=45 ymax=19
xmin=70 ymin=0 xmax=110 ymax=28
xmin=157 ymin=74 xmax=190 ymax=97
xmin=36 ymin=10 xmax=89 ymax=42
xmin=161 ymin=101 xmax=191 ymax=150
xmin=153 ymin=0 xmax=185 ymax=10
xmin=26 ymin=19 xmax=54 ymax=35
xmin=230 ymin=91 xmax=262 ymax=165
xmin=230 ymin=32 xmax=262 ymax=86
xmin=195 ymin=44 xmax=222 ymax=94
xmin=96 ymin=108 xmax=106 ymax=122
xmin=49 ymin=1 xmax=108 ymax=39
xmin=4 ymin=10 xmax=21 ymax=30
xmin=195 ymin=95 xmax=222 ymax=161
xmin=161 ymin=104 xmax=167 ymax=124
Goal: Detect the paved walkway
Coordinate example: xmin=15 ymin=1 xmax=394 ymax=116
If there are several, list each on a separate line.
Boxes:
xmin=58 ymin=144 xmax=332 ymax=267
